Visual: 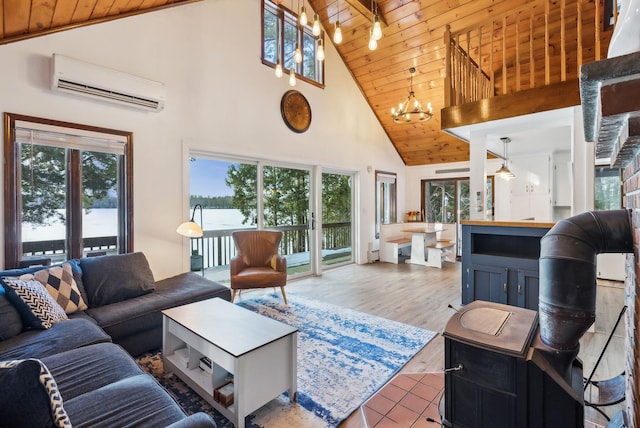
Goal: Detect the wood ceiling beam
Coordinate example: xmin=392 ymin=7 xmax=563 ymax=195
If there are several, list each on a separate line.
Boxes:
xmin=343 ymin=0 xmax=387 ymax=26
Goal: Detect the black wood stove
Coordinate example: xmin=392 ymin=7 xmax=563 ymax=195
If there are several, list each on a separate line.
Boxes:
xmin=442 ymin=300 xmax=584 ymax=428
xmin=442 ymin=209 xmax=634 ymax=428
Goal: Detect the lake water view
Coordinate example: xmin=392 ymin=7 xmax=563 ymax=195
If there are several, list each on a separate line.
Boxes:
xmin=22 ymin=208 xmax=249 ymax=241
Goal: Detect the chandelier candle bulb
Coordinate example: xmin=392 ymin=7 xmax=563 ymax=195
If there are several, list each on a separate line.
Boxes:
xmin=312 ymin=14 xmax=321 ymax=36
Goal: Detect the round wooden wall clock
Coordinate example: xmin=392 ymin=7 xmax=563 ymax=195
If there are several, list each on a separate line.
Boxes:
xmin=280 ymin=90 xmax=311 ymax=133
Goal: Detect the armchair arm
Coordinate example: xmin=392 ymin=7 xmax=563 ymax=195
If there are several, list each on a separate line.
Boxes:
xmin=230 ymin=256 xmax=247 ymax=275
xmin=272 ymin=255 xmax=287 ymax=274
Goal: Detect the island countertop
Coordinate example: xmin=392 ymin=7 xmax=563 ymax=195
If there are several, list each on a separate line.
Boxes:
xmin=461 ymin=219 xmax=555 ymax=229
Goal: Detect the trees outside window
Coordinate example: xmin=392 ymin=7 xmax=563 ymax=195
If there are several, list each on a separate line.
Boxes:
xmin=4 ymin=113 xmax=132 ymax=268
xmin=262 ymin=0 xmax=324 ymax=87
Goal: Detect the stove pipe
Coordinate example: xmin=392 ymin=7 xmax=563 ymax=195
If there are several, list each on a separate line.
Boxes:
xmin=539 ymin=209 xmax=633 ymax=356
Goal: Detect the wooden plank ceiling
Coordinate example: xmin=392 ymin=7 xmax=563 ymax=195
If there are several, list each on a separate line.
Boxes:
xmin=0 ymin=0 xmax=603 ymax=166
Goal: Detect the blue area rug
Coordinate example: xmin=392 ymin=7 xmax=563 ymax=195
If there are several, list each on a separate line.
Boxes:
xmin=137 ymin=293 xmax=436 ymax=427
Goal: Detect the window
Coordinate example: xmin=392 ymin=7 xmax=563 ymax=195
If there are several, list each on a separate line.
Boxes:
xmin=375 ymin=171 xmax=397 ymax=238
xmin=262 ymin=0 xmax=325 ymax=87
xmin=595 ymin=166 xmax=622 ymax=210
xmin=4 ymin=113 xmax=133 ymax=268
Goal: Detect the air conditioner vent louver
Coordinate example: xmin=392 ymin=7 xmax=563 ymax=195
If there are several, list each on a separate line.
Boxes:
xmin=51 ymin=54 xmax=166 ymax=112
xmin=57 ymin=79 xmax=161 ymax=110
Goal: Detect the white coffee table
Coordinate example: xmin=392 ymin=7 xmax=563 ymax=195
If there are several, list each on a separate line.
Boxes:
xmin=162 ymin=297 xmax=298 ymax=428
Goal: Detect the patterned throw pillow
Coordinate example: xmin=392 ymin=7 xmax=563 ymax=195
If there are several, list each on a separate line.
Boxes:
xmin=33 ymin=263 xmax=88 ymax=314
xmin=0 ymin=358 xmax=72 ymax=427
xmin=1 ymin=277 xmax=68 ymax=329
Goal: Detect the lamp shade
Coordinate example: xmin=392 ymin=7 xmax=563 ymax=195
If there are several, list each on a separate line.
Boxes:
xmin=176 ymin=221 xmax=203 ymax=238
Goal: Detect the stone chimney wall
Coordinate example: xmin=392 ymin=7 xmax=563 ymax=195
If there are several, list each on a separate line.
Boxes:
xmin=623 ymin=158 xmax=640 ymax=427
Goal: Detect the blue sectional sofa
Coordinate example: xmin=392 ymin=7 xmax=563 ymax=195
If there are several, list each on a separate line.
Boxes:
xmin=0 ymin=252 xmax=231 ymax=427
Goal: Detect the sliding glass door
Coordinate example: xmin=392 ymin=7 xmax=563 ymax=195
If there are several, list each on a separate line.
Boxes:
xmin=263 ymin=165 xmax=312 ymax=277
xmin=321 ymin=171 xmax=353 ymax=267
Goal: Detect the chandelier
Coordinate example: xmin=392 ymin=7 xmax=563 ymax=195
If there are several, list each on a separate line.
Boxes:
xmin=391 ymin=67 xmax=433 ymax=123
xmin=495 ymin=137 xmax=516 ymax=180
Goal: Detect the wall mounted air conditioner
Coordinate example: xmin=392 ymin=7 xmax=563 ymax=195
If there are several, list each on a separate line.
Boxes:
xmin=51 ymin=54 xmax=166 ymax=112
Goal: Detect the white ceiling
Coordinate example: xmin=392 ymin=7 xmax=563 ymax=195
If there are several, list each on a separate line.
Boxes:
xmin=445 ymin=107 xmax=575 ymax=158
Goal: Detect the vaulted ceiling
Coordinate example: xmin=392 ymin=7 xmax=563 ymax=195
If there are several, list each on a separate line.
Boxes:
xmin=0 ymin=0 xmax=608 ymax=166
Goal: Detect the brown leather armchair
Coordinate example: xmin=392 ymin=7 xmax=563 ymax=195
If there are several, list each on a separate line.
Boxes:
xmin=230 ymin=230 xmax=287 ymax=304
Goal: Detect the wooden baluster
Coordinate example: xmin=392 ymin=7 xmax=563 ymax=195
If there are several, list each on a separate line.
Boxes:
xmin=444 ymin=24 xmax=452 ymax=107
xmin=516 ymin=11 xmax=521 ymax=92
xmin=561 ymin=0 xmax=566 ymax=82
xmin=530 ymin=10 xmax=535 ymax=89
xmin=502 ymin=16 xmax=507 ymax=95
xmin=595 ymin=0 xmax=602 ymax=61
xmin=466 ymin=30 xmax=471 ymax=103
xmin=577 ymin=0 xmax=582 ymax=75
xmin=545 ymin=0 xmax=550 ymax=85
xmin=490 ymin=19 xmax=494 ymax=97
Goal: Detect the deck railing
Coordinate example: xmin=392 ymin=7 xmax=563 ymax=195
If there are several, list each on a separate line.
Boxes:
xmin=444 ymin=0 xmax=612 ymax=107
xmin=21 ymin=222 xmax=352 ymax=269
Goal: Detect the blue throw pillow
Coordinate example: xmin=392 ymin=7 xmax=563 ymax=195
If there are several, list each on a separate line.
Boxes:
xmin=1 ymin=277 xmax=68 ymax=330
xmin=0 ymin=358 xmax=71 ymax=427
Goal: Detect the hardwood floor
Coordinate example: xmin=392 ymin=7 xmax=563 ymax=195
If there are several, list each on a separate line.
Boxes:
xmin=230 ymin=261 xmax=626 ymax=427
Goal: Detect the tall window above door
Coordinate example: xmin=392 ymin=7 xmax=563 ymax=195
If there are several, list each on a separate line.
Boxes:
xmin=262 ymin=0 xmax=325 ymax=88
xmin=3 ymin=113 xmax=133 ymax=268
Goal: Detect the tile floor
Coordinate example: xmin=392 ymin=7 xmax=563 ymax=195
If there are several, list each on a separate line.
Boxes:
xmin=361 ymin=373 xmax=444 ymax=428
xmin=361 ymin=373 xmax=607 ymax=428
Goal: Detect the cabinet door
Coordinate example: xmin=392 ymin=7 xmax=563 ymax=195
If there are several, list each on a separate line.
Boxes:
xmin=517 ymin=269 xmax=539 ymax=310
xmin=467 ymin=264 xmax=508 ymax=304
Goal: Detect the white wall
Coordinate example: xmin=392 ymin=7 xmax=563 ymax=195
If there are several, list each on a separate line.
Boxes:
xmin=0 ymin=0 xmax=405 ymax=278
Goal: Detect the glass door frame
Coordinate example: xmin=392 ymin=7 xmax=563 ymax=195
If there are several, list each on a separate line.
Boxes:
xmin=184 ymin=146 xmax=357 ymax=278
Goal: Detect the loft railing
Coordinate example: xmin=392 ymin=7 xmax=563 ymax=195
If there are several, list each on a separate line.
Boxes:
xmin=444 ymin=0 xmax=613 ymax=107
xmin=21 ymin=222 xmax=352 ymax=269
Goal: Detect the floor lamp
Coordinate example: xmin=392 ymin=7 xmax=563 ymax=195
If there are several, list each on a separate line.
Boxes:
xmin=176 ymin=203 xmax=204 ymax=276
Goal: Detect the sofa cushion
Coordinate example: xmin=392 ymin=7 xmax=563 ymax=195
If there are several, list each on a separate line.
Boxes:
xmin=63 ymin=373 xmax=187 ymax=427
xmin=33 ymin=263 xmax=88 ymax=314
xmin=0 ymin=292 xmax=23 ymax=340
xmin=79 ymin=252 xmax=155 ymax=307
xmin=0 ymin=318 xmax=111 ymax=361
xmin=85 ymin=272 xmax=231 ymax=356
xmin=1 ymin=277 xmax=68 ymax=329
xmin=0 ymin=358 xmax=71 ymax=428
xmin=42 ymin=343 xmax=145 ymax=401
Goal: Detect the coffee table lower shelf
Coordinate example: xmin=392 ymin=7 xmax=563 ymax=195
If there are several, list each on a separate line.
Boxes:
xmin=164 ymin=352 xmax=237 ymax=423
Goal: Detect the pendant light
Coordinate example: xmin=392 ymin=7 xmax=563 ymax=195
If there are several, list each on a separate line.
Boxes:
xmin=368 ymin=30 xmax=378 ymax=50
xmin=294 ymin=45 xmax=302 ymax=63
xmin=495 ymin=137 xmax=515 ymax=180
xmin=312 ymin=13 xmax=321 ymax=36
xmin=299 ymin=0 xmax=308 ymax=26
xmin=289 ymin=68 xmax=297 ymax=86
xmin=317 ymin=39 xmax=325 ymax=61
xmin=333 ymin=0 xmax=343 ymax=44
xmin=275 ymin=21 xmax=283 ymax=78
xmin=368 ymin=0 xmax=381 ymax=50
